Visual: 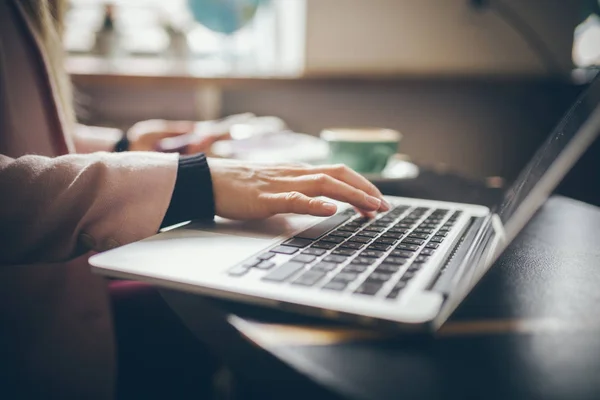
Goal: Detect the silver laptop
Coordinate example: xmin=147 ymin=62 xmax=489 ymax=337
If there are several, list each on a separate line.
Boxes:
xmin=90 ymin=75 xmax=600 ymax=331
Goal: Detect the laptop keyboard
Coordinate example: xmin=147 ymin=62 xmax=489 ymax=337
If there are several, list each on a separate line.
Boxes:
xmin=227 ymin=204 xmax=462 ymax=300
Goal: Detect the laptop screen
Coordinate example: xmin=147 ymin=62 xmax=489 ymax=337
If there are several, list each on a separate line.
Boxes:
xmin=494 ymin=73 xmax=600 ymax=241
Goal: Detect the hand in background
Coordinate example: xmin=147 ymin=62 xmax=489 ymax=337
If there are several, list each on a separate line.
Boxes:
xmin=208 ymin=158 xmax=391 ymax=220
xmin=127 ymin=119 xmax=230 ymax=154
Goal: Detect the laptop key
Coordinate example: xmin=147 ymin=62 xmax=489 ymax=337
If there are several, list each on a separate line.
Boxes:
xmin=390 ymin=250 xmax=414 ymax=258
xmin=348 ymin=236 xmax=371 ymax=244
xmin=302 ymin=248 xmax=327 ymax=256
xmin=323 ymin=255 xmax=347 ymax=264
xmin=256 ymin=261 xmax=276 ymax=270
xmin=351 ymin=257 xmax=377 ymax=265
xmin=344 ymin=264 xmax=369 ymax=273
xmin=371 ymin=222 xmax=392 ymax=228
xmin=291 ymin=254 xmax=317 ymax=264
xmin=321 ymin=235 xmax=346 ymax=244
xmin=368 ymin=243 xmax=391 ymax=251
xmin=383 ymin=257 xmax=407 ymax=265
xmin=271 ymin=245 xmax=299 ymax=255
xmin=365 ymin=226 xmax=386 ymax=232
xmin=228 ymin=265 xmax=250 ymax=277
xmin=430 ymin=236 xmax=445 ymax=243
xmin=399 ymin=271 xmax=416 ymax=281
xmin=257 ymin=252 xmax=276 ymax=260
xmin=402 ymin=238 xmax=425 ymax=245
xmin=312 ymin=262 xmax=338 ymax=272
xmin=262 ymin=262 xmax=305 ymax=282
xmin=425 ymin=242 xmax=440 ymax=249
xmin=408 ymin=233 xmax=429 ymax=239
xmin=295 ymin=213 xmax=352 ymax=240
xmin=413 ymin=256 xmax=430 ymax=264
xmin=312 ymin=241 xmax=337 ymax=250
xmin=376 ymin=264 xmax=401 ymax=273
xmin=387 ymin=281 xmax=407 ymax=299
xmin=382 ymin=232 xmax=402 ymax=239
xmin=355 ymin=282 xmax=383 ymax=296
xmin=397 ymin=243 xmax=419 ymax=251
xmin=356 ymin=231 xmax=379 ymax=238
xmin=332 ymin=248 xmax=358 ymax=256
xmin=322 ymin=281 xmax=348 ymax=291
xmin=242 ymin=260 xmax=260 ymax=268
xmin=376 ymin=237 xmax=398 ymax=245
xmin=354 ymin=216 xmax=372 ymax=224
xmin=284 ymin=238 xmax=313 ymax=248
xmin=338 ymin=225 xmax=360 ymax=233
xmin=420 ymin=248 xmax=435 ymax=256
xmin=413 ymin=228 xmax=435 ymax=234
xmin=330 ymin=230 xmax=353 ymax=238
xmin=407 ymin=264 xmax=421 ymax=272
xmin=332 ymin=272 xmax=359 ymax=282
xmin=367 ymin=272 xmax=393 ymax=282
xmin=360 ymin=250 xmax=386 ymax=258
xmin=292 ymin=271 xmax=326 ymax=286
xmin=341 ymin=242 xmax=365 ymax=250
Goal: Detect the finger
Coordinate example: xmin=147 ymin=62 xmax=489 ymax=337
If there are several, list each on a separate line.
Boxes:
xmin=354 ymin=206 xmax=377 ymax=219
xmin=185 ymin=132 xmax=232 ymax=154
xmin=310 ymin=164 xmax=390 ymax=211
xmin=129 ymin=120 xmax=194 ymax=138
xmin=262 ymin=192 xmax=338 ymax=217
xmin=159 ymin=120 xmax=196 ymax=134
xmin=290 ymin=174 xmax=383 ymax=212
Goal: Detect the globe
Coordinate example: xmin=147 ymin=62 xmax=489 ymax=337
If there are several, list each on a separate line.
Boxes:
xmin=187 ymin=0 xmax=266 ymax=35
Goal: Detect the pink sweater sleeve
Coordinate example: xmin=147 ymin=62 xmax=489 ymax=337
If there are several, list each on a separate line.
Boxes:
xmin=0 ymin=151 xmax=178 ymax=265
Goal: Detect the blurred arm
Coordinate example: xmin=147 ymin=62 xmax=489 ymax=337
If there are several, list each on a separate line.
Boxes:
xmin=0 ymin=151 xmax=178 ymax=265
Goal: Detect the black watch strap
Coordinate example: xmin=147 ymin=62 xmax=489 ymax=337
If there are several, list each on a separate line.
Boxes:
xmin=114 ymin=132 xmax=130 ymax=152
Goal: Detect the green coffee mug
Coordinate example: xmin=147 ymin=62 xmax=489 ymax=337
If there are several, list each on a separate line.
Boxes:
xmin=321 ymin=128 xmax=402 ymax=174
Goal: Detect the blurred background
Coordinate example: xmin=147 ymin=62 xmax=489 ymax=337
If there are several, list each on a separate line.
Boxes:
xmin=66 ymin=0 xmax=599 ymax=197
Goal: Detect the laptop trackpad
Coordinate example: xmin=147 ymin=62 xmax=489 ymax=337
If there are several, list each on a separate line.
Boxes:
xmin=187 ymin=213 xmax=319 ymax=239
xmin=135 ymin=214 xmax=321 ymax=274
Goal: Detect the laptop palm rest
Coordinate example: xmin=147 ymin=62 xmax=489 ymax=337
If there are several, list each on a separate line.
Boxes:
xmin=95 ymin=214 xmax=321 ymax=278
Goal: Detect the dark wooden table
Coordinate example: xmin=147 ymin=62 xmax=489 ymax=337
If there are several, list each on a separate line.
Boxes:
xmin=161 ymin=171 xmax=600 ymax=400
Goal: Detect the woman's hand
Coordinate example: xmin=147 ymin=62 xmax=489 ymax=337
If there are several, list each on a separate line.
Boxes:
xmin=208 ymin=158 xmax=391 ymax=220
xmin=127 ymin=119 xmax=230 ymax=154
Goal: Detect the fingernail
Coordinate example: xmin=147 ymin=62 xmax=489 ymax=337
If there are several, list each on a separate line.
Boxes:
xmin=381 ymin=198 xmax=391 ymax=211
xmin=366 ymin=195 xmax=381 ymax=208
xmin=323 ymin=202 xmax=337 ymax=213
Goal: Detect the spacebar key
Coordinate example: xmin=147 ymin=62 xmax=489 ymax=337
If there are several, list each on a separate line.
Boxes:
xmin=295 ymin=213 xmax=352 ymax=240
xmin=262 ymin=262 xmax=305 ymax=282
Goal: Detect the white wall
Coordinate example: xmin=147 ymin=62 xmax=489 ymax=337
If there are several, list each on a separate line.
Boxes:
xmin=304 ymin=0 xmax=580 ymax=76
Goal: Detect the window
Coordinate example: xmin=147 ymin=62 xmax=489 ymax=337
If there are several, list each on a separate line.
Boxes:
xmin=65 ymin=0 xmax=305 ymax=75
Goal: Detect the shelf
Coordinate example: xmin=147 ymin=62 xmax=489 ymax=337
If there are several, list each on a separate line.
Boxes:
xmin=67 ymin=55 xmax=586 ymax=88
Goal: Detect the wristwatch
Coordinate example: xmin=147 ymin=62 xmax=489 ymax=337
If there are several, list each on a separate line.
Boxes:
xmin=113 ymin=132 xmax=130 ymax=152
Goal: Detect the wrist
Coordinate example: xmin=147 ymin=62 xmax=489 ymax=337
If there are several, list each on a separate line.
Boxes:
xmin=113 ymin=131 xmax=130 ymax=152
xmin=160 ymin=153 xmax=215 ymax=227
